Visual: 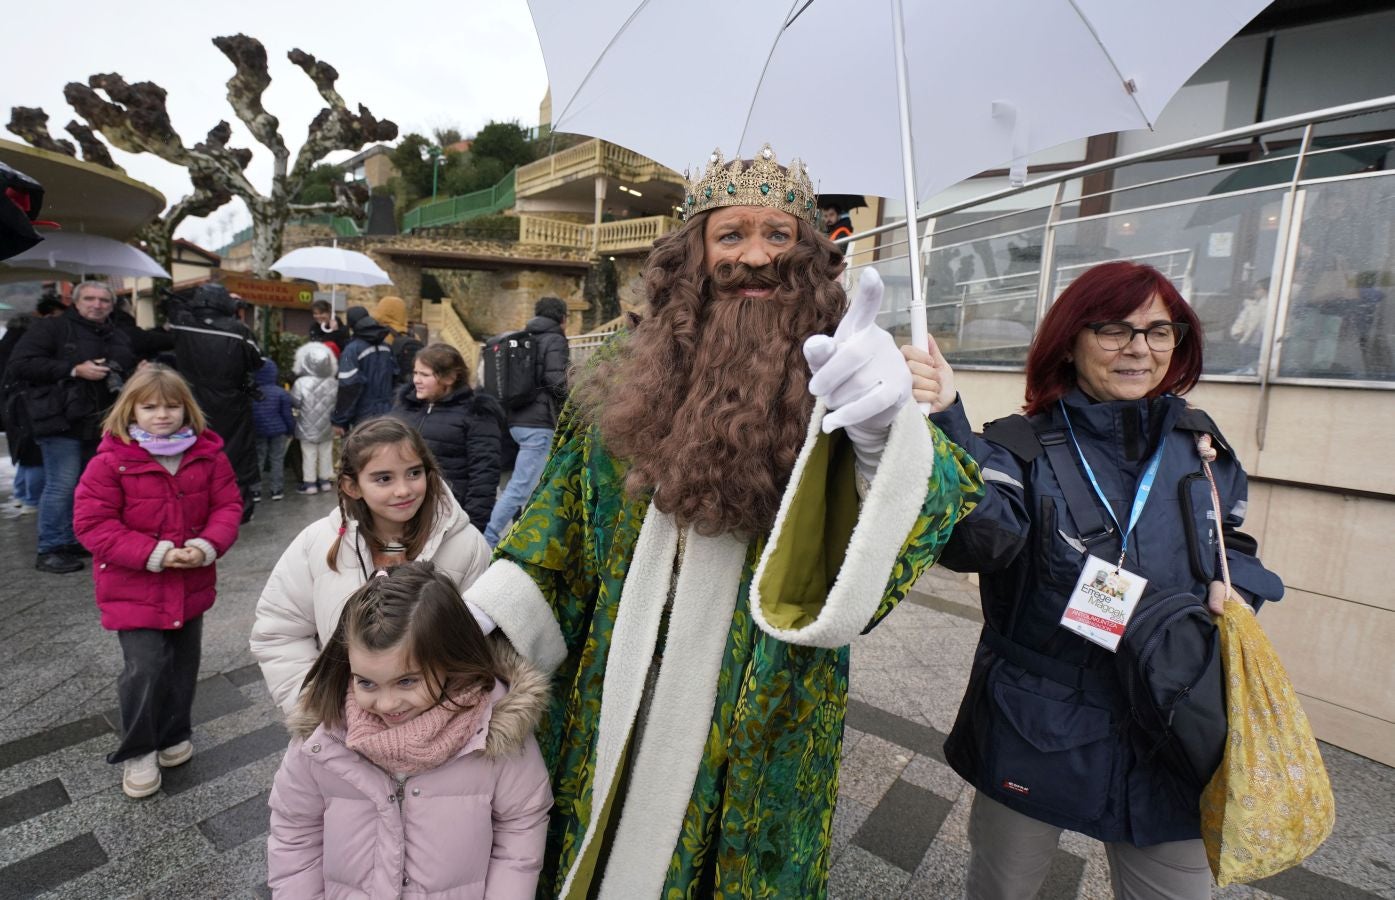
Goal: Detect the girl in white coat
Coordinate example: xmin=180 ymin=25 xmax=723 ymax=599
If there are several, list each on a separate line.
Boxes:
xmin=251 ymin=417 xmax=492 ymax=713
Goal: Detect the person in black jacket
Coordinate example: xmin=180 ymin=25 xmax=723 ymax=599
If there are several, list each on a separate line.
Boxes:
xmin=7 ymin=281 xmax=137 ymax=573
xmin=111 ymin=296 xmax=175 ymax=363
xmin=170 ymin=283 xmax=263 ymax=521
xmin=332 ymin=306 xmax=396 ymax=433
xmin=908 ymin=261 xmax=1284 ymax=899
xmin=482 ymin=296 xmax=569 ymax=546
xmin=391 ymin=343 xmax=505 ymax=528
xmin=307 ymin=299 xmax=350 ymax=354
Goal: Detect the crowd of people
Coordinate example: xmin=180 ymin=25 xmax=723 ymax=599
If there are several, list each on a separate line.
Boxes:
xmin=0 ymin=146 xmax=1290 ymax=900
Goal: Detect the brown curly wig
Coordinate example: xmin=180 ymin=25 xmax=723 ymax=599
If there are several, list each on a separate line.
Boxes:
xmin=574 ymin=209 xmax=847 ymax=537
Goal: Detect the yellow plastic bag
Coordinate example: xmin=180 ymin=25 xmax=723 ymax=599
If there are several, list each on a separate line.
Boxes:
xmin=1198 ymin=602 xmax=1336 ymax=886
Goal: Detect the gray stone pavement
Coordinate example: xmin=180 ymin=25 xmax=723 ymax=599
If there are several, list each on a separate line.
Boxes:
xmin=0 ymin=486 xmax=1391 ymax=898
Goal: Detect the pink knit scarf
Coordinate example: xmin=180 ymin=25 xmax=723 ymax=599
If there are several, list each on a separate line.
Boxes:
xmin=343 ymin=684 xmax=491 ymax=776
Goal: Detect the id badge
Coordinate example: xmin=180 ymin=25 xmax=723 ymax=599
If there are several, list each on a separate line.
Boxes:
xmin=1059 ymin=554 xmax=1148 ymax=652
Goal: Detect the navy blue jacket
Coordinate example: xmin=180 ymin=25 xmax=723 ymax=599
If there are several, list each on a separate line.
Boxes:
xmin=932 ymin=389 xmax=1283 ymax=846
xmin=252 ymin=359 xmax=295 ymax=439
xmin=391 ymin=382 xmax=505 ymax=527
xmin=332 ymin=315 xmax=396 ymax=429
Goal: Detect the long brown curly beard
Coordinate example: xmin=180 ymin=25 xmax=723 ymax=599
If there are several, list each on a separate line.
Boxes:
xmin=574 ymin=211 xmax=847 ymax=538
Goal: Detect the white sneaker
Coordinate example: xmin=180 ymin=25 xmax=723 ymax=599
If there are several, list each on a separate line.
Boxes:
xmin=122 ymin=752 xmax=161 ymax=798
xmin=158 ymin=740 xmax=193 ymax=767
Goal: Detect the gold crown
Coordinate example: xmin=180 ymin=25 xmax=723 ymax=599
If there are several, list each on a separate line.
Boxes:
xmin=683 ymin=144 xmax=818 ymax=225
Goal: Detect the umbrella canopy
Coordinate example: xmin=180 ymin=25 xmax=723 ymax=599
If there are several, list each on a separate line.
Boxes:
xmin=2 ymin=231 xmax=170 ymax=279
xmin=270 ymin=246 xmax=391 ymax=287
xmin=816 ymin=193 xmax=869 ymax=213
xmin=532 ymin=0 xmax=1270 ymax=205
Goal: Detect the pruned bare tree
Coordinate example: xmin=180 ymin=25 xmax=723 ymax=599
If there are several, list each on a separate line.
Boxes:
xmin=7 ymin=34 xmax=396 ymax=276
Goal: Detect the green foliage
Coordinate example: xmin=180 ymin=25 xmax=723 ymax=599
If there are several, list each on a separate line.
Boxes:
xmin=293 ymin=163 xmax=343 ymax=204
xmin=470 ymin=121 xmax=535 ymax=169
xmin=392 ymin=120 xmax=538 ymax=213
xmin=266 ymin=329 xmax=306 ymax=387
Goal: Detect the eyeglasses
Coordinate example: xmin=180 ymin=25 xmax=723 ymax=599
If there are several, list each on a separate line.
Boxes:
xmin=1085 ymin=321 xmax=1189 ymax=352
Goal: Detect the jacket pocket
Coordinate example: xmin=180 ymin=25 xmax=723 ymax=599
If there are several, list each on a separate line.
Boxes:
xmin=988 ymin=676 xmax=1117 ymax=822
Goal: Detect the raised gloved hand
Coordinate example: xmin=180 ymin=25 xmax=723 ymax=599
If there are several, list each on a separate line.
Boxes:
xmin=803 ymin=268 xmax=911 ymax=479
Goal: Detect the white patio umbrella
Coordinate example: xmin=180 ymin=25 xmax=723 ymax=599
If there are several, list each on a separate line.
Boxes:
xmin=271 ymin=245 xmax=392 ymax=310
xmin=529 ymin=0 xmax=1270 ymax=346
xmin=2 ymin=231 xmax=170 ymax=279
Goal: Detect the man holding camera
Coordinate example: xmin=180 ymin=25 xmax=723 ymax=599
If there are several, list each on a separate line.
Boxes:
xmin=7 ymin=281 xmax=136 ymax=573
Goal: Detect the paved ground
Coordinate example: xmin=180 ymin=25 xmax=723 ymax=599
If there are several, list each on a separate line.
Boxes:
xmin=0 ymin=481 xmax=1392 ymax=898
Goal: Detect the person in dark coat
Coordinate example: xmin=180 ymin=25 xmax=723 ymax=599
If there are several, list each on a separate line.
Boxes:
xmin=7 ymin=281 xmax=137 ymax=573
xmin=112 ymin=296 xmax=175 ymax=362
xmin=251 ymin=358 xmax=295 ymax=501
xmin=908 ymin=261 xmax=1285 ymax=899
xmin=331 ymin=306 xmax=396 ymax=433
xmin=306 ymin=299 xmax=350 ymax=354
xmin=391 ymin=343 xmax=505 ymax=527
xmin=482 ymin=296 xmax=570 ymax=546
xmin=169 ymin=283 xmax=263 ymax=521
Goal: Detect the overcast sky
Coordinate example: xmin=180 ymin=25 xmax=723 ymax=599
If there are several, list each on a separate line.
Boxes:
xmin=3 ymin=0 xmax=550 ymax=248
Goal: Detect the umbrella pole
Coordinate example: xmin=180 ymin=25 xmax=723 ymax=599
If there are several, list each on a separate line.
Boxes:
xmin=890 ymin=0 xmax=928 ymax=353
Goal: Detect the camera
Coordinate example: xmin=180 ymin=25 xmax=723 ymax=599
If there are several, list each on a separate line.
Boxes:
xmin=102 ymin=359 xmax=125 ymax=394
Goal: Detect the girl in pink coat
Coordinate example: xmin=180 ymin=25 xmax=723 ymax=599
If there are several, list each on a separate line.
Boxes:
xmin=267 ymin=561 xmax=552 ymax=899
xmin=73 ymin=365 xmax=243 ymax=799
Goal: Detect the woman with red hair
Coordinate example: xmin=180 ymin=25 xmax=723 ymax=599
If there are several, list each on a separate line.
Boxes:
xmin=907 ymin=260 xmax=1285 ymax=898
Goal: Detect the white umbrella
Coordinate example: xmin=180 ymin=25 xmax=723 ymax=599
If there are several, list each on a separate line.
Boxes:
xmin=271 ymin=246 xmax=391 ymax=287
xmin=271 ymin=245 xmax=392 ymax=312
xmin=2 ymin=231 xmax=170 ymax=279
xmin=530 ymin=0 xmax=1270 ymax=345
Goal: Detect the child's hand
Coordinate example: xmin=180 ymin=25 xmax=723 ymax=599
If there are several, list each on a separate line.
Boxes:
xmin=161 ymin=548 xmax=189 ymax=569
xmin=180 ymin=545 xmax=207 ymax=566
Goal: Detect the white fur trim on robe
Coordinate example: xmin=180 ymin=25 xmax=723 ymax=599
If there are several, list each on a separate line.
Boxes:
xmin=464 ymin=559 xmax=568 ymax=673
xmin=750 ymin=400 xmax=936 ymax=648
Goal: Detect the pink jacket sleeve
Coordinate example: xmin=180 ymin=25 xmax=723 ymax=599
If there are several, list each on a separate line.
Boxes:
xmin=267 ymin=740 xmax=327 ymax=899
xmin=197 ymin=452 xmax=244 ymax=555
xmin=73 ymin=456 xmax=160 ymax=572
xmin=484 ymin=734 xmax=553 ymax=900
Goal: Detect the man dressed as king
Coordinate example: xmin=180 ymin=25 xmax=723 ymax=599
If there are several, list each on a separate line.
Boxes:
xmin=464 ymin=145 xmax=984 ymax=897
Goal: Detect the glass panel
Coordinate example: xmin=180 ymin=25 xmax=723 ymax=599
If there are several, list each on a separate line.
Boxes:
xmin=1047 ymin=188 xmax=1289 ymax=377
xmin=1278 ymin=176 xmax=1395 ymax=381
xmin=930 ymin=224 xmax=1047 ymax=366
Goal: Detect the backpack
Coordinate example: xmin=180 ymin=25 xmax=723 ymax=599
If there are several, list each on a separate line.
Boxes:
xmin=982 ymin=411 xmax=1228 ymax=790
xmin=482 ymin=330 xmax=540 ymax=410
xmin=393 ymin=334 xmax=424 ymax=385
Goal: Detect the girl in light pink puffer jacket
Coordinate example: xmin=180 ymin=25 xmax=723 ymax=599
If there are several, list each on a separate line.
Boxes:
xmin=267 ymin=562 xmax=551 ymax=899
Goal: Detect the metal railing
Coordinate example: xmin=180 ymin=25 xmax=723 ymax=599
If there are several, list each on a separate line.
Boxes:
xmin=401 ymin=170 xmax=518 ymax=233
xmin=842 ymin=95 xmax=1395 ymax=404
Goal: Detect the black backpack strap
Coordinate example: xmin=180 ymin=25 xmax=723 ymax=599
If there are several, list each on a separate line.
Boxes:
xmin=1028 ymin=417 xmax=1116 ymax=550
xmin=981 ymin=414 xmax=1043 ymax=464
xmin=980 ymin=627 xmax=1113 ymax=690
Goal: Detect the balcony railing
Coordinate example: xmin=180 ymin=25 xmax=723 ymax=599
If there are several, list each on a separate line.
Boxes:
xmin=841 ymin=94 xmax=1395 ymax=394
xmin=518 ymin=214 xmax=681 ymax=254
xmin=516 ymin=138 xmax=684 ymax=197
xmin=402 ymin=171 xmax=517 ymax=233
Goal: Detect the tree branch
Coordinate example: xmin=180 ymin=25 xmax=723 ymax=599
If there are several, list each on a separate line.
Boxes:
xmin=211 ymin=34 xmax=290 ymax=176
xmin=64 ymin=121 xmax=123 ymax=171
xmin=6 ymin=107 xmax=77 ymax=156
xmin=284 ymin=48 xmax=398 ymax=188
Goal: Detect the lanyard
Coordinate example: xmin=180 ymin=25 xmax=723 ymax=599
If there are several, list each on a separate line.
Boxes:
xmin=1058 ymin=400 xmax=1166 ymax=568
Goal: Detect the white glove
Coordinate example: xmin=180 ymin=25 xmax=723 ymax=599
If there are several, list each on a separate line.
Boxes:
xmin=803 ymin=268 xmax=912 ymax=479
xmin=466 ymin=600 xmax=497 ymax=636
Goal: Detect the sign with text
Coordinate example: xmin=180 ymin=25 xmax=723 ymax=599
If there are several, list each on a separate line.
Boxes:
xmin=217 ymin=272 xmax=316 ymax=309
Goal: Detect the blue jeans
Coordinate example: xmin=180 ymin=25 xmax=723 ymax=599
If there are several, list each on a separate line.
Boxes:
xmin=36 ymin=436 xmax=90 ymax=554
xmin=484 ymin=426 xmax=554 ymax=547
xmin=255 ymin=434 xmax=289 ymax=494
xmin=13 ymin=463 xmax=45 ymax=506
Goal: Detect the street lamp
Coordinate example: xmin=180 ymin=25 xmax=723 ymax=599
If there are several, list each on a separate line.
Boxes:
xmin=420 ymin=145 xmax=445 ymax=200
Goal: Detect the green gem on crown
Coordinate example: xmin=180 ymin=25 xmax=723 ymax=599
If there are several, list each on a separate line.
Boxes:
xmin=687 ymin=195 xmax=695 ymax=206
xmin=727 ymin=182 xmax=737 ymax=195
xmin=759 ymin=183 xmax=771 ymax=195
xmin=786 ymin=190 xmax=796 ymax=203
xmin=704 ymin=186 xmax=713 ymax=200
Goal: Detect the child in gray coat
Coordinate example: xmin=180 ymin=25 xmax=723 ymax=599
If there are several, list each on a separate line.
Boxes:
xmin=290 ymin=342 xmax=338 ymax=494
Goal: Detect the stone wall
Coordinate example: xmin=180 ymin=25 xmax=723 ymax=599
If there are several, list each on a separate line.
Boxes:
xmin=426 ymin=267 xmax=588 ymax=338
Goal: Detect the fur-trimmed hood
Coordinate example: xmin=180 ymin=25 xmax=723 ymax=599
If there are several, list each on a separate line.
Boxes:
xmin=287 ymin=637 xmax=548 ymax=761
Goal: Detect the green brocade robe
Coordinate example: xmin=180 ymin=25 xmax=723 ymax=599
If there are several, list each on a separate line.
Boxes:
xmin=465 ymin=400 xmax=982 ymax=899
